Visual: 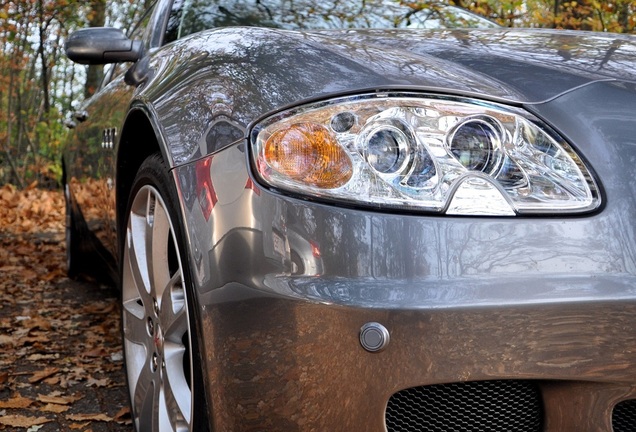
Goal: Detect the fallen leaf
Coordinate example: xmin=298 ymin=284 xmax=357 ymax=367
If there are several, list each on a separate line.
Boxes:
xmin=18 ymin=335 xmax=51 ymax=346
xmin=83 ymin=347 xmax=108 ymax=357
xmin=66 ymin=413 xmax=113 ymax=422
xmin=37 ymin=393 xmax=82 ymax=405
xmin=41 ymin=403 xmax=70 ymax=413
xmin=26 ymin=353 xmax=58 ymax=361
xmin=86 ymin=377 xmax=110 ymax=387
xmin=69 ymin=422 xmax=90 ymax=430
xmin=0 ymin=415 xmax=51 ymax=427
xmin=82 ymin=302 xmax=116 ymax=315
xmin=43 ymin=375 xmax=61 ymax=385
xmin=110 ymin=351 xmax=123 ymax=362
xmin=0 ymin=334 xmax=15 ymax=346
xmin=0 ymin=265 xmax=24 ymax=273
xmin=114 ymin=405 xmax=130 ymax=421
xmin=29 ymin=367 xmax=59 ymax=384
xmin=19 ymin=316 xmax=52 ymax=331
xmin=0 ymin=394 xmax=34 ymax=408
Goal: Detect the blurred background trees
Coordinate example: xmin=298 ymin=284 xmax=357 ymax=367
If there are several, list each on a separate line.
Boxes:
xmin=451 ymin=0 xmax=636 ymax=31
xmin=0 ymin=0 xmax=634 ymax=188
xmin=0 ymin=0 xmax=147 ymax=188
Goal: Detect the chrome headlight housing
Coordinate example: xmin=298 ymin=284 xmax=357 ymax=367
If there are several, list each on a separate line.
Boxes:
xmin=250 ymin=93 xmax=600 ymax=216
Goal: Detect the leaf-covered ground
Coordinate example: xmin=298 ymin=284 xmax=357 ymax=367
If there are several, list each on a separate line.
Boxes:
xmin=0 ymin=184 xmax=131 ymax=431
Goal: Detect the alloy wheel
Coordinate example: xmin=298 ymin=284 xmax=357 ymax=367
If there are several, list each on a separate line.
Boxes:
xmin=122 ymin=184 xmax=193 ymax=432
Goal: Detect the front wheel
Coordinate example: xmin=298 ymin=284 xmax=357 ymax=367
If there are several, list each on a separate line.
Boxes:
xmin=121 ymin=154 xmax=208 ymax=432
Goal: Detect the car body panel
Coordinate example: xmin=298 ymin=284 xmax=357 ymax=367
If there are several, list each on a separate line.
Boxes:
xmin=64 ymin=72 xmax=131 ymax=278
xmin=137 ymin=27 xmax=636 ymax=168
xmin=63 ymin=2 xmax=636 ymax=429
xmin=196 ymin=297 xmax=635 ymax=431
xmin=170 ymin=78 xmax=636 ymax=430
xmin=174 ymin=150 xmax=636 ymax=430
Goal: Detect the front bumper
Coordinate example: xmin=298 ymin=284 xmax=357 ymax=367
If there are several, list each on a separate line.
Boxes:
xmin=175 ymin=147 xmax=636 ymax=431
xmin=199 ymin=291 xmax=636 ymax=431
xmin=173 ymin=80 xmax=636 ymax=430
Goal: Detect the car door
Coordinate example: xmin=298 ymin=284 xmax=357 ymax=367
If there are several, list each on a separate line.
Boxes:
xmin=63 ymin=4 xmax=158 ymax=281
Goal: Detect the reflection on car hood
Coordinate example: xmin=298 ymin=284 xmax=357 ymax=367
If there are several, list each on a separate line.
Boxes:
xmin=303 ymin=28 xmax=636 ymax=103
xmin=151 ymin=27 xmax=636 ymax=106
xmin=146 ymin=27 xmax=636 ymax=165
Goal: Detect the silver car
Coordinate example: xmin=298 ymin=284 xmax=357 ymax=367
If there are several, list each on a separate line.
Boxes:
xmin=63 ymin=0 xmax=636 ymax=431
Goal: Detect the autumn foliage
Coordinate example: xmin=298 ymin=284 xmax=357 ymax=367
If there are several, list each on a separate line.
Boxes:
xmin=0 ymin=186 xmax=131 ymax=430
xmin=0 ymin=0 xmax=147 ymax=188
xmin=0 ymin=183 xmax=65 ymax=236
xmin=451 ymin=0 xmax=636 ymax=31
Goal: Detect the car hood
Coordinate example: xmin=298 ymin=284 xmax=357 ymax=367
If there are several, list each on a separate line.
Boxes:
xmin=144 ymin=27 xmax=636 ymax=165
xmin=147 ymin=26 xmax=636 ymax=107
xmin=299 ymin=27 xmax=636 ymax=103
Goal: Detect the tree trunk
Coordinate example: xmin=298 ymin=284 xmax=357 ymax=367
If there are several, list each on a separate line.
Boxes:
xmin=37 ymin=0 xmax=51 ymax=115
xmin=617 ymin=1 xmax=630 ymax=32
xmin=3 ymin=67 xmax=25 ymax=188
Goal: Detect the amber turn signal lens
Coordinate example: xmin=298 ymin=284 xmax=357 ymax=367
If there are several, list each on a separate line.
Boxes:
xmin=264 ymin=123 xmax=353 ymax=189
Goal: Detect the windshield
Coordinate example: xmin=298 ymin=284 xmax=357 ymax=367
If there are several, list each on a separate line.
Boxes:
xmin=166 ymin=0 xmax=498 ymax=42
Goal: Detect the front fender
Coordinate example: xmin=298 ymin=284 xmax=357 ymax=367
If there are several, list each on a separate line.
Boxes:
xmin=134 ymin=27 xmax=522 ymax=167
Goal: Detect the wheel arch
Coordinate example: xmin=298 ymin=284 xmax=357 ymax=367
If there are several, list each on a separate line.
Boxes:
xmin=116 ymin=111 xmax=213 ymax=431
xmin=116 ymin=106 xmax=172 ymax=252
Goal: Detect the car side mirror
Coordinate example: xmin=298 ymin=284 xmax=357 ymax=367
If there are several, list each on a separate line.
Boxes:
xmin=65 ymin=27 xmax=142 ymax=65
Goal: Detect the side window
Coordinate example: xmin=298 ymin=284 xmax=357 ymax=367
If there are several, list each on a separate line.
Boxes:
xmin=100 ymin=3 xmax=156 ymax=88
xmin=165 ymin=0 xmax=185 ymax=44
xmin=164 ymin=0 xmax=283 ymax=44
xmin=165 ymin=0 xmax=225 ymax=43
xmin=162 ymin=0 xmax=499 ymax=45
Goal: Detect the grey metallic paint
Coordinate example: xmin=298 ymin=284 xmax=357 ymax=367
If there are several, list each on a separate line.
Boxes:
xmin=140 ymin=27 xmax=636 ymax=167
xmin=64 ymin=7 xmax=636 ymax=430
xmin=172 ymin=86 xmax=636 ymax=427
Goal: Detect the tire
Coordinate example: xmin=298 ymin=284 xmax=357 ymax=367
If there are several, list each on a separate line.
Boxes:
xmin=121 ymin=154 xmax=209 ymax=432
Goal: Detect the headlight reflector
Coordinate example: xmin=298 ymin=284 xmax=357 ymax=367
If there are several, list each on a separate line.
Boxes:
xmin=364 ymin=126 xmax=409 ymax=174
xmin=448 ymin=117 xmax=501 ymax=173
xmin=251 ymin=93 xmax=600 ymax=216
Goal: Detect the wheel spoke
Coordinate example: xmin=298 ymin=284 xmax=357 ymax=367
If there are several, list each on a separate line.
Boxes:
xmin=159 ymin=256 xmax=191 ymax=427
xmin=123 ymin=183 xmax=194 ymax=432
xmin=151 ymin=193 xmax=172 ymax=302
xmin=133 ymin=363 xmax=159 ymax=429
xmin=130 ymin=209 xmax=152 ymax=295
xmin=123 ymin=221 xmax=155 ymax=319
xmin=163 ymin=343 xmax=191 ymax=428
xmin=124 ymin=252 xmax=151 ymax=309
xmin=123 ymin=304 xmax=151 ymax=348
xmin=144 ymin=191 xmax=158 ymax=298
xmin=160 ymin=272 xmax=187 ymax=339
xmin=158 ymin=385 xmax=172 ymax=432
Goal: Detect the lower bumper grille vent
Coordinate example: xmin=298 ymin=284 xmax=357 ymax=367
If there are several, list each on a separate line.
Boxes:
xmin=386 ymin=380 xmax=543 ymax=432
xmin=613 ymin=399 xmax=636 ymax=432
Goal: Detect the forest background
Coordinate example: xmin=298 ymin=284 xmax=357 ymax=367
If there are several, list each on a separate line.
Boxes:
xmin=1 ymin=0 xmax=635 ymax=190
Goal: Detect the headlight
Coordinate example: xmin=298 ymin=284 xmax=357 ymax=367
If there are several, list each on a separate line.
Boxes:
xmin=251 ymin=93 xmax=600 ymax=216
